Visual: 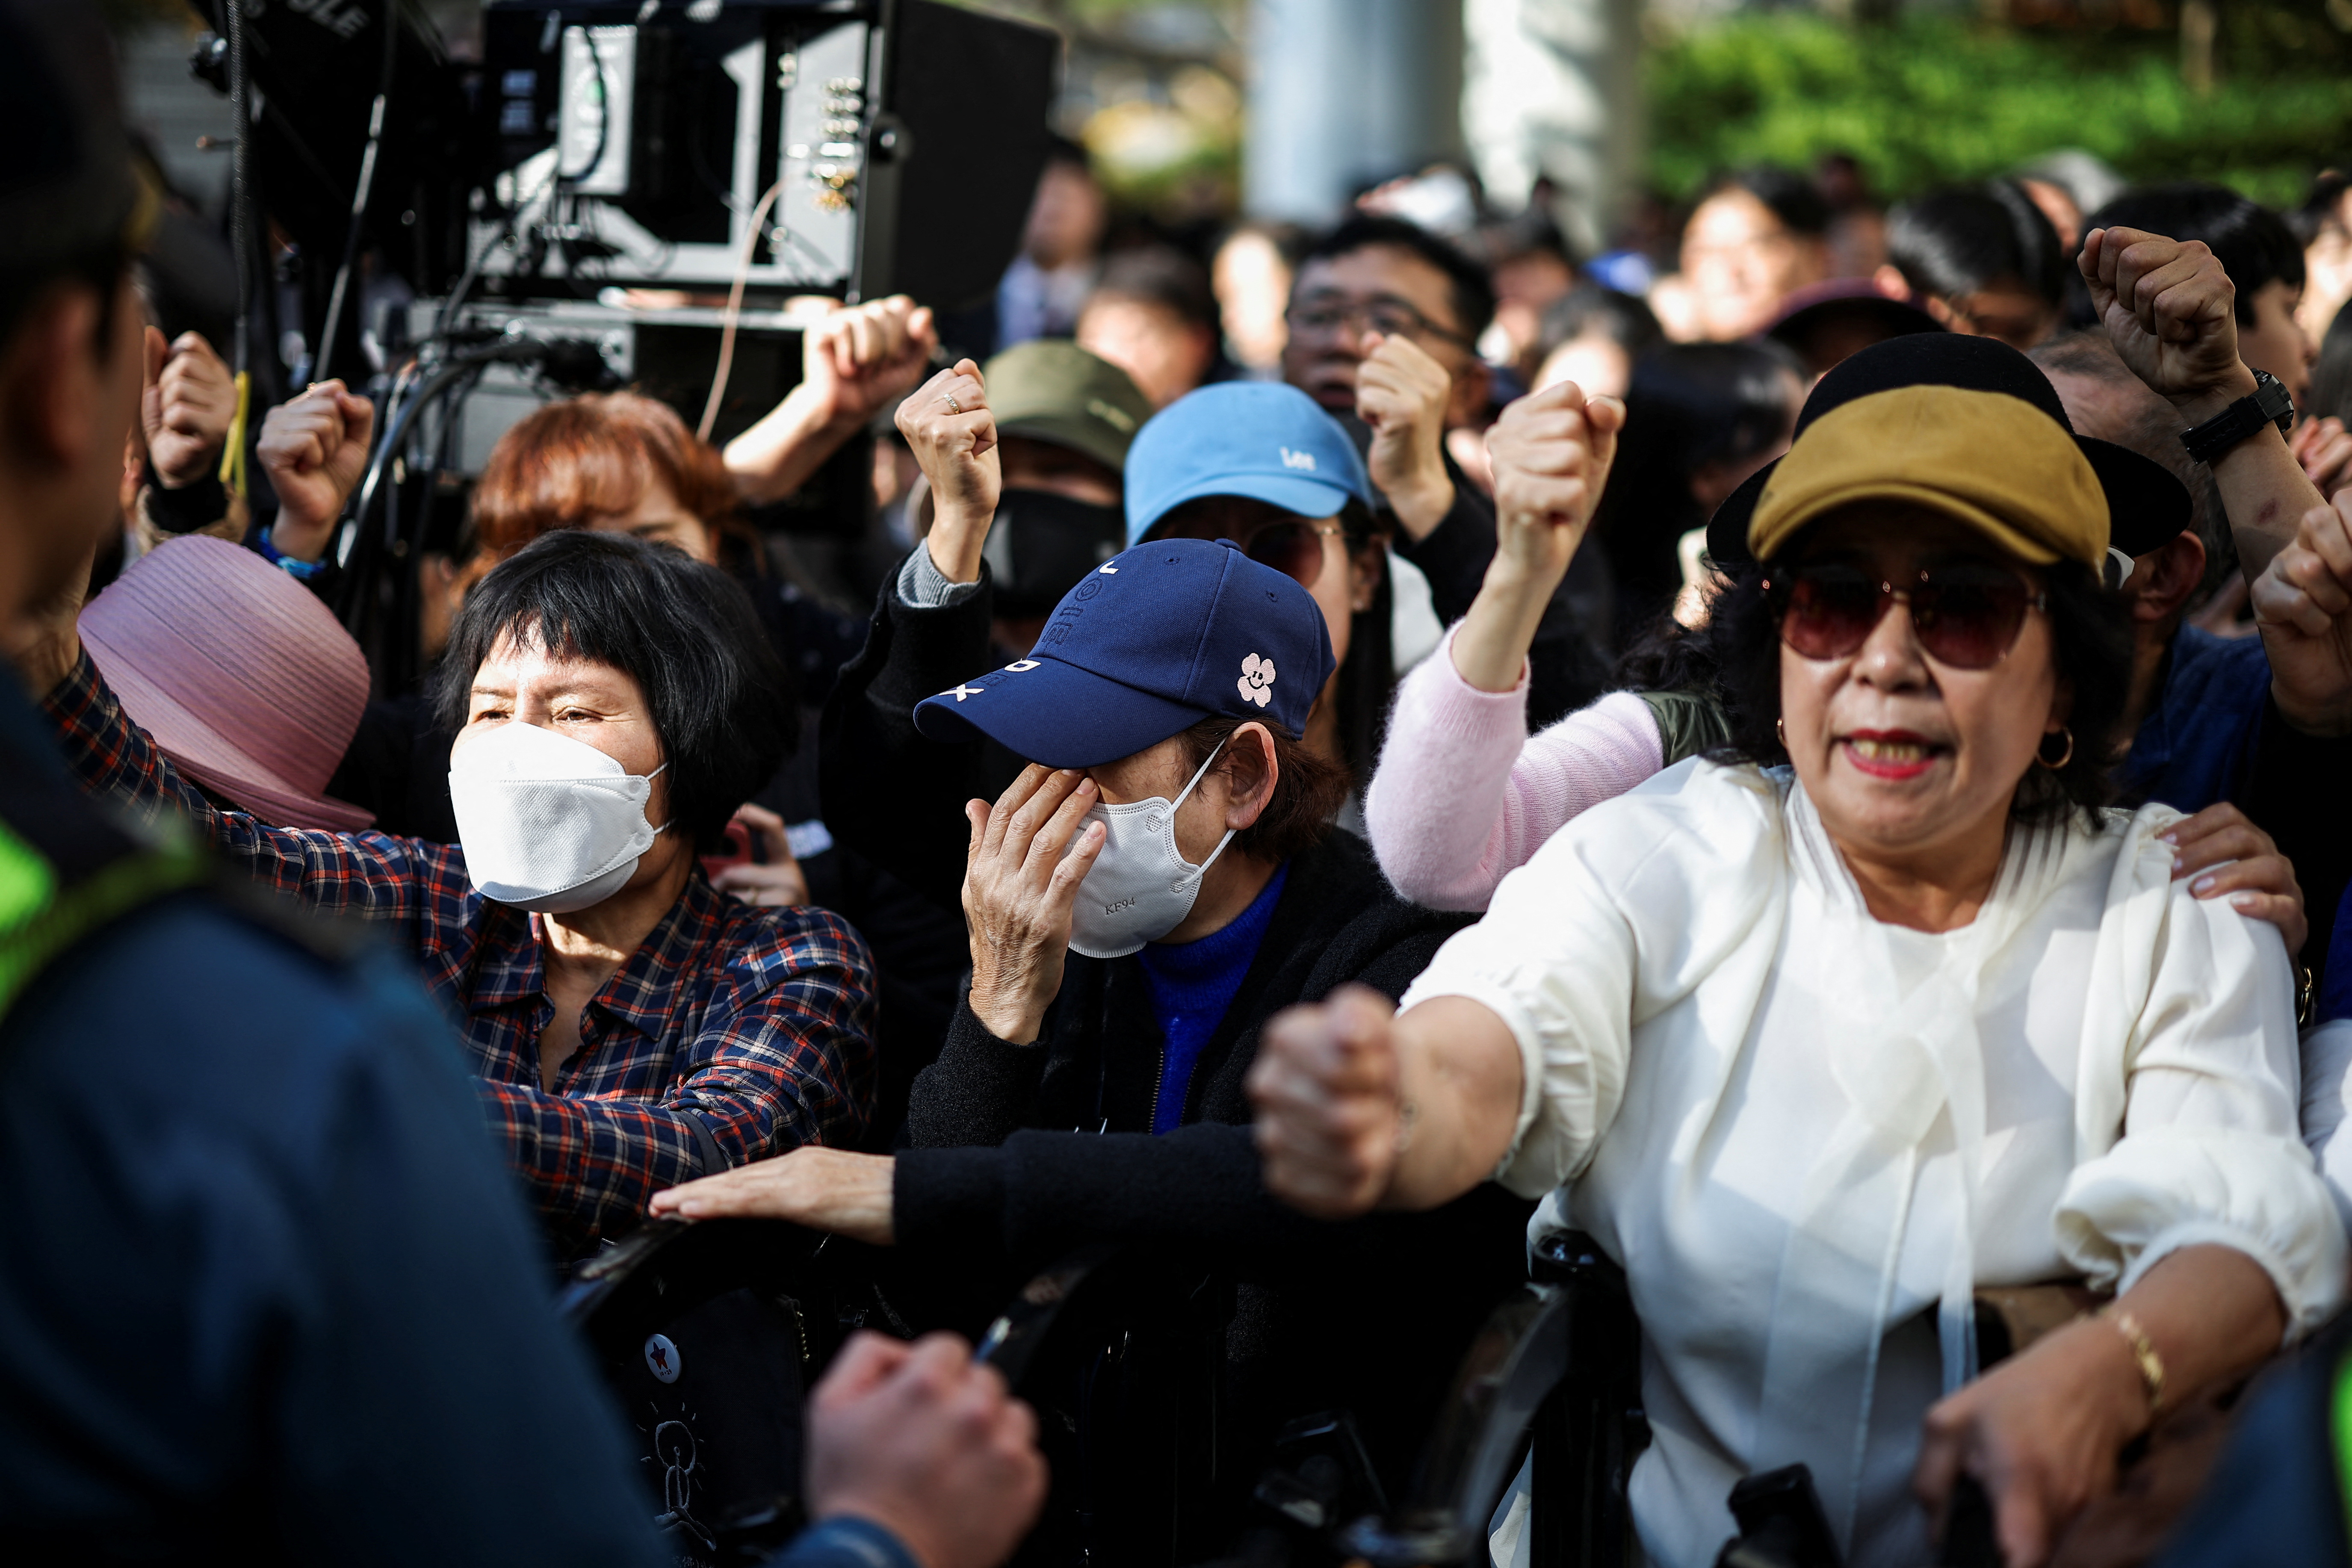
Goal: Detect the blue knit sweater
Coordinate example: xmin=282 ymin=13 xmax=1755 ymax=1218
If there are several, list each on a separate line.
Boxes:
xmin=1135 ymin=863 xmax=1289 ymax=1134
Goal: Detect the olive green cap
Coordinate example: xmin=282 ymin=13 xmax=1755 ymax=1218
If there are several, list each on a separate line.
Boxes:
xmin=982 ymin=340 xmax=1153 ymax=476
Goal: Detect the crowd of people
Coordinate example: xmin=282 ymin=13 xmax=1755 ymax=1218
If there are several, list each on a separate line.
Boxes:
xmin=16 ymin=2 xmax=2352 ymax=1564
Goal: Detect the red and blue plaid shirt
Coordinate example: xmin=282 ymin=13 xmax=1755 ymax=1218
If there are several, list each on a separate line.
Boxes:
xmin=47 ymin=653 xmax=877 ymax=1250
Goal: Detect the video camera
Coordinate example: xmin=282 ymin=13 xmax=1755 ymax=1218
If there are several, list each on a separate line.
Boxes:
xmin=189 ymin=0 xmax=1059 ymax=689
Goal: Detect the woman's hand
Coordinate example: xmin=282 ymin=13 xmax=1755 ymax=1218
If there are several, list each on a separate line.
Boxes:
xmin=256 ymin=380 xmax=375 ymax=562
xmin=711 ymin=803 xmax=810 ymax=907
xmin=1249 ymin=986 xmax=1409 ymax=1219
xmin=1912 ymin=1315 xmax=2151 ymax=1568
xmin=1447 ymin=380 xmax=1625 ymax=694
xmin=648 ymin=1146 xmax=896 ymax=1245
xmin=961 ymin=765 xmax=1105 ymax=1044
xmin=2160 ymin=802 xmax=2307 ymax=954
xmin=1916 ymin=1246 xmax=2284 ymax=1568
xmin=140 ymin=328 xmax=236 ymax=489
xmin=806 ymin=1332 xmax=1047 ymax=1568
xmin=895 ymin=360 xmax=999 ymax=585
xmin=725 ymin=297 xmax=940 ymax=506
xmin=804 ymin=295 xmax=938 ymax=431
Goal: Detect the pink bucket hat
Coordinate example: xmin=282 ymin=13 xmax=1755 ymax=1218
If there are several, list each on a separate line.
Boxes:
xmin=78 ymin=534 xmax=375 ymax=831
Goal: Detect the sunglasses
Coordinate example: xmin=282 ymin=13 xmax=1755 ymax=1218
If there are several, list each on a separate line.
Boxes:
xmin=1764 ymin=561 xmax=2047 ymax=670
xmin=1159 ymin=517 xmax=1346 ymax=588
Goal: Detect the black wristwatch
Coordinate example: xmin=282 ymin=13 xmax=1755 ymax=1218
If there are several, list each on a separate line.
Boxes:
xmin=2179 ymin=368 xmax=2295 ymax=467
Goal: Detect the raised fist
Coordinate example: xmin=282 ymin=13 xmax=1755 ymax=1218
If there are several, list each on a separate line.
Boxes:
xmin=1484 ymin=379 xmax=1626 ymax=594
xmin=140 ymin=328 xmax=236 ymax=489
xmin=256 ymin=380 xmax=376 ymax=564
xmin=895 ymin=359 xmax=1000 ymax=583
xmin=2079 ymin=227 xmax=2252 ymax=417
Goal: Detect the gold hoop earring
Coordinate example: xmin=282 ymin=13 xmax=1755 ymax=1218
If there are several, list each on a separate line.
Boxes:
xmin=1775 ymin=716 xmax=1787 ymax=749
xmin=2036 ymin=727 xmax=2074 ymax=770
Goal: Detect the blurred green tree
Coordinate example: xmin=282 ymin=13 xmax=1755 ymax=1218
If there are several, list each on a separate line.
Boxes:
xmin=1647 ymin=10 xmax=2352 ymax=207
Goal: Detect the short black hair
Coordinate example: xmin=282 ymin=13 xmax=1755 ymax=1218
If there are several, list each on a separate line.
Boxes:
xmin=1889 ymin=181 xmax=2068 ymax=309
xmin=2086 ymin=183 xmax=2305 ymax=326
xmin=1536 ymin=283 xmax=1665 ymax=363
xmin=1713 ymin=542 xmax=2132 ymax=826
xmin=1702 ymin=167 xmax=1833 ymax=240
xmin=1087 ymin=245 xmax=1217 ymax=331
xmin=435 ymin=530 xmax=793 ymax=853
xmin=1300 ymin=213 xmax=1497 ymax=343
xmin=2288 ymin=168 xmax=2351 ymax=248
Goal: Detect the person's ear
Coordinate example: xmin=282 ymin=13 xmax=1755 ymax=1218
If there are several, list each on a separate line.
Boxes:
xmin=1224 ymin=723 xmax=1280 ymax=833
xmin=2 ymin=283 xmax=107 ymax=470
xmin=2127 ymin=532 xmax=2207 ymax=624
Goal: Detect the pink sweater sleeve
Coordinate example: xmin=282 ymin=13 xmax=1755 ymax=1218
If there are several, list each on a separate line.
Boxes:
xmin=1364 ymin=627 xmax=1666 ymax=911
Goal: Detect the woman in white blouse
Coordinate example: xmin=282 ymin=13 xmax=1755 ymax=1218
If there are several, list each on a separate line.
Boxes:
xmin=1247 ymin=341 xmax=2347 ymax=1568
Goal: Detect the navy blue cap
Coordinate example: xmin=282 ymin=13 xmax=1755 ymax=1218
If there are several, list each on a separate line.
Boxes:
xmin=913 ymin=537 xmax=1338 ymax=769
xmin=1124 ymin=382 xmax=1373 ymax=545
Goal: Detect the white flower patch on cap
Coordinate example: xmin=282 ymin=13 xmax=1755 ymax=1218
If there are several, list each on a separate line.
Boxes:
xmin=1238 ymin=653 xmax=1276 ymax=708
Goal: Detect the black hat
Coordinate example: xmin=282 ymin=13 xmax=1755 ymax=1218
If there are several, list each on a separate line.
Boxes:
xmin=1764 ymin=279 xmax=1943 ymax=379
xmin=1705 ymin=333 xmax=2192 ymax=571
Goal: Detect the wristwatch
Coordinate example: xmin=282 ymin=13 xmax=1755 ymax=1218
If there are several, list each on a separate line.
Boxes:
xmin=2179 ymin=368 xmax=2295 ymax=467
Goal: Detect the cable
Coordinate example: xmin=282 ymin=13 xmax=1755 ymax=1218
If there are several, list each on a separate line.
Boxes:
xmin=220 ymin=0 xmax=255 ymax=501
xmin=434 ymin=150 xmax=564 ymax=348
xmin=558 ymin=27 xmax=613 ymax=186
xmin=315 ymin=0 xmax=401 ymax=385
xmin=697 ymin=178 xmax=785 ymax=444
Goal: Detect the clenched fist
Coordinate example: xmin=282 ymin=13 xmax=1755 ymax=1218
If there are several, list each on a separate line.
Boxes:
xmin=2078 ymin=227 xmax=2253 ymax=420
xmin=807 ymin=1333 xmax=1048 ymax=1568
xmin=1486 ymin=379 xmax=1625 ymax=592
xmin=140 ymin=328 xmax=235 ymax=489
xmin=896 ymin=359 xmax=1002 ymax=585
xmin=257 ymin=380 xmax=375 ymax=563
xmin=1248 ymin=985 xmax=1409 ymax=1219
xmin=1356 ymin=331 xmax=1457 ymax=539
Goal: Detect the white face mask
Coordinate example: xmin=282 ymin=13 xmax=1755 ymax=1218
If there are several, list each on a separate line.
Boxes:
xmin=1064 ymin=739 xmax=1235 ymax=959
xmin=448 ymin=720 xmax=670 ymax=914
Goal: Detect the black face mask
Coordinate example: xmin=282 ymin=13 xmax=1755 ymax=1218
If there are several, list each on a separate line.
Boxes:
xmin=984 ymin=488 xmax=1128 ymax=620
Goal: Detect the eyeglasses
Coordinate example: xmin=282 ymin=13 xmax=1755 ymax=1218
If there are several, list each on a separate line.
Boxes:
xmin=1286 ymin=294 xmax=1473 ymax=351
xmin=1159 ymin=516 xmax=1347 ymax=588
xmin=1765 ymin=561 xmax=2046 ymax=670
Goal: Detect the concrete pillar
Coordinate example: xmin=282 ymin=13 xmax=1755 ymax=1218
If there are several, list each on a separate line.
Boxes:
xmin=1460 ymin=0 xmax=1644 ymax=257
xmin=1244 ymin=0 xmax=1464 ymax=224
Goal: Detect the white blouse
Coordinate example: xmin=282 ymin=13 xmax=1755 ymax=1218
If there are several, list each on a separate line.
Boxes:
xmin=1401 ymin=759 xmax=2345 ymax=1568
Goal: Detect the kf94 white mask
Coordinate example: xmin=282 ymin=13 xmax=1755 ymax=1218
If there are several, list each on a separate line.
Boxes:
xmin=448 ymin=720 xmax=669 ymax=914
xmin=1064 ymin=739 xmax=1234 ymax=959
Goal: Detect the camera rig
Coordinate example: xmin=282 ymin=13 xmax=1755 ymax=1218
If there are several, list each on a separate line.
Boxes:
xmin=190 ymin=0 xmax=1058 ymax=691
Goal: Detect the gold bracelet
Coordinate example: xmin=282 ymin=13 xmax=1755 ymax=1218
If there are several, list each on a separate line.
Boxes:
xmin=2103 ymin=1307 xmax=2166 ymax=1414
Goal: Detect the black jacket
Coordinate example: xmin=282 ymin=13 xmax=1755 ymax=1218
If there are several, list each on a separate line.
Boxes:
xmin=820 ymin=561 xmax=1027 ymax=912
xmin=895 ymin=830 xmax=1535 ymax=1499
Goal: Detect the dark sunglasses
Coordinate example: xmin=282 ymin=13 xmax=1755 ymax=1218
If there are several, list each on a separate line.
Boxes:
xmin=1159 ymin=517 xmax=1345 ymax=588
xmin=1764 ymin=561 xmax=2047 ymax=670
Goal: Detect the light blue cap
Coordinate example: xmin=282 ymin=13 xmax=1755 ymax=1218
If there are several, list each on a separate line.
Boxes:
xmin=1123 ymin=382 xmax=1374 ymax=545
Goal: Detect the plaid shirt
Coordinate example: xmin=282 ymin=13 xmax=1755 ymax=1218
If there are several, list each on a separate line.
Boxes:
xmin=47 ymin=653 xmax=877 ymax=1250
